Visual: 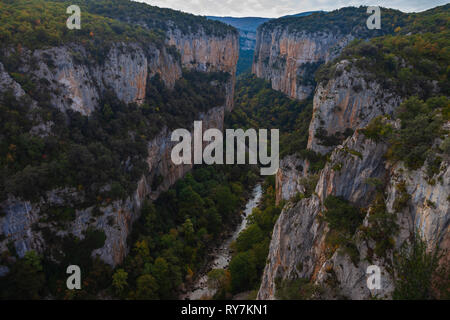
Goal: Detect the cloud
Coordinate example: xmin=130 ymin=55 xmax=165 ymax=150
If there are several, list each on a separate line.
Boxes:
xmin=134 ymin=0 xmax=449 ymax=17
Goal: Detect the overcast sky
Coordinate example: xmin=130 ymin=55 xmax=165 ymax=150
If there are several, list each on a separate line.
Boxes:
xmin=133 ymin=0 xmax=449 ymax=18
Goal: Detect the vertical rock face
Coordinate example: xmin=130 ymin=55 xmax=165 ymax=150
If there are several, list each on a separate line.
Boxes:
xmin=275 ymin=155 xmax=306 ymax=205
xmin=167 ymin=29 xmax=239 ymax=111
xmin=253 ymin=26 xmax=353 ymax=100
xmin=0 ymin=62 xmax=28 ymax=99
xmin=11 ymin=43 xmax=182 ymax=116
xmin=307 ymin=61 xmax=402 ymax=155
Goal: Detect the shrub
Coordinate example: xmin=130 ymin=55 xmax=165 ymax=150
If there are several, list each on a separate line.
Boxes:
xmin=393 ymin=236 xmax=442 ymax=300
xmin=323 ymin=196 xmax=364 ymax=235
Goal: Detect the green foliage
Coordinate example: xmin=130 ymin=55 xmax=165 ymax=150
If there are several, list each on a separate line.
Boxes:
xmin=393 ymin=236 xmax=448 ymax=300
xmin=322 ymin=196 xmax=365 ymax=264
xmin=0 ymin=250 xmax=45 ymax=299
xmin=297 ymin=174 xmax=319 ymax=198
xmin=207 ymin=269 xmax=231 ymax=299
xmin=7 ymin=227 xmax=113 ymax=299
xmin=112 ymin=268 xmax=128 ymax=295
xmin=315 ymin=127 xmax=354 ymax=148
xmin=57 ymin=0 xmax=237 ymax=37
xmin=0 ymin=0 xmax=164 ymax=50
xmin=314 ymin=5 xmax=449 ymax=101
xmin=229 ymin=251 xmax=257 ymax=293
xmin=392 ymin=181 xmax=410 ymax=212
xmin=363 ymin=96 xmax=448 ymax=171
xmin=297 ymin=149 xmax=327 ymax=173
xmin=134 ymin=274 xmax=159 ymax=300
xmin=361 ymin=193 xmax=399 ymax=258
xmin=386 ymin=96 xmax=446 ymax=170
xmin=329 ymin=33 xmax=449 ymax=98
xmin=261 ymin=7 xmax=407 ymax=37
xmin=323 ymin=196 xmax=364 ymax=235
xmin=361 ymin=116 xmax=393 ymax=142
xmin=236 ymin=49 xmax=254 ymax=75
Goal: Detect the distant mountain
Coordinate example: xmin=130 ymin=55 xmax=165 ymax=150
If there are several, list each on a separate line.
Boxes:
xmin=280 ymin=10 xmax=324 ymax=19
xmin=206 ymin=16 xmax=270 ymax=32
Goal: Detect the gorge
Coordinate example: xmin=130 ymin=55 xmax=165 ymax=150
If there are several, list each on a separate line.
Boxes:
xmin=0 ymin=0 xmax=448 ymax=300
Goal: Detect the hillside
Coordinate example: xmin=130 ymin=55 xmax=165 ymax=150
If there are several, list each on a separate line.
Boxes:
xmin=250 ymin=4 xmax=450 ymax=300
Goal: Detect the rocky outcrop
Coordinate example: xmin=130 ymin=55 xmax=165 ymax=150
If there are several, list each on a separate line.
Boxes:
xmin=275 ymin=155 xmax=306 ymax=204
xmin=253 ymin=26 xmax=354 ymax=101
xmin=307 ymin=60 xmax=402 ymax=154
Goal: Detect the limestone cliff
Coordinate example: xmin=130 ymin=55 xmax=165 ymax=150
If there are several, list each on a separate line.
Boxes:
xmin=253 ymin=26 xmax=353 ymax=100
xmin=251 ymin=7 xmax=405 ymax=101
xmin=258 ymin=54 xmax=449 ymax=298
xmin=307 ymin=60 xmax=402 ymax=155
xmin=7 ymin=43 xmax=182 ymax=116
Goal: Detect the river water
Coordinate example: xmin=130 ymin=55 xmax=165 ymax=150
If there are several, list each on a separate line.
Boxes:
xmin=181 ymin=184 xmax=263 ymax=300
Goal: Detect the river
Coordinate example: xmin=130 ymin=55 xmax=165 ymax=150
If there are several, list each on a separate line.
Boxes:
xmin=181 ymin=183 xmax=263 ymax=300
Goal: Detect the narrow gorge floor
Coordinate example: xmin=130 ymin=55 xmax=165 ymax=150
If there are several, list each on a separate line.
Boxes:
xmin=180 ymin=184 xmax=263 ymax=300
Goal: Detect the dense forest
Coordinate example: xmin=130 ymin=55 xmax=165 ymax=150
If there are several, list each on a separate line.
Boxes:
xmin=0 ymin=0 xmax=164 ymax=49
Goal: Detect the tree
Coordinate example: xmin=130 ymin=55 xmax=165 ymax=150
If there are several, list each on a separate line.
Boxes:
xmin=151 ymin=257 xmax=171 ymax=299
xmin=1 ymin=250 xmax=45 ymax=299
xmin=229 ymin=251 xmax=257 ymax=293
xmin=134 ymin=274 xmax=159 ymax=300
xmin=235 ymin=224 xmax=264 ymax=252
xmin=112 ymin=269 xmax=128 ymax=295
xmin=393 ymin=236 xmax=442 ymax=300
xmin=207 ymin=269 xmax=231 ymax=299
